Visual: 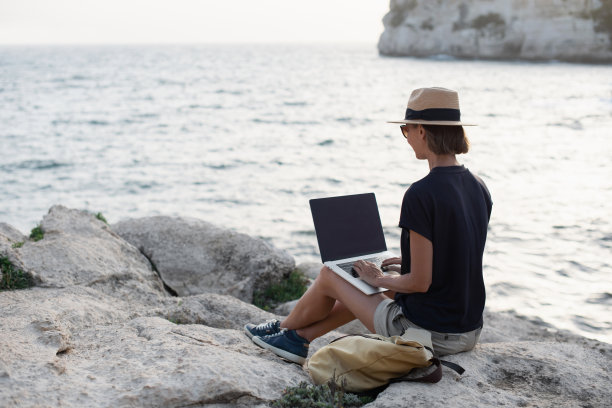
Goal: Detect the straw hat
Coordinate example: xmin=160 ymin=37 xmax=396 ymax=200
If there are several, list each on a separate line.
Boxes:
xmin=388 ymin=87 xmax=476 ymax=126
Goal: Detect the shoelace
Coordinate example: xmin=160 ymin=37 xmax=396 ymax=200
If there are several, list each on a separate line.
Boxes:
xmin=265 ymin=328 xmax=287 ymax=338
xmin=256 ymin=320 xmax=280 ymax=332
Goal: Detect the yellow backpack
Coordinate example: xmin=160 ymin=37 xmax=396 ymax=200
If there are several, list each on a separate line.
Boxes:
xmin=306 ymin=328 xmax=464 ymax=393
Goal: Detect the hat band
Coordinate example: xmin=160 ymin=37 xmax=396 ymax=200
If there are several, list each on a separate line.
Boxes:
xmin=404 ymin=108 xmax=461 ymax=122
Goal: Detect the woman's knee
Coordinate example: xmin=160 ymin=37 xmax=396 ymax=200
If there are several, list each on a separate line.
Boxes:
xmin=320 ymin=266 xmax=334 ymax=278
xmin=318 ymin=266 xmax=341 ymax=286
xmin=311 ymin=266 xmax=344 ymax=295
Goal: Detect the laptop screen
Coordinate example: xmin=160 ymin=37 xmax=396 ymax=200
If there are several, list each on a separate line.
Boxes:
xmin=309 ymin=193 xmax=388 ymax=263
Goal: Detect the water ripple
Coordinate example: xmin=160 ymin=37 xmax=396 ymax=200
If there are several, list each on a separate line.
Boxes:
xmin=1 ymin=160 xmax=71 ymax=171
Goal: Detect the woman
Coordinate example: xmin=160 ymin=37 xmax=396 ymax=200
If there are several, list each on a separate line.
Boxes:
xmin=245 ymin=87 xmax=492 ymax=365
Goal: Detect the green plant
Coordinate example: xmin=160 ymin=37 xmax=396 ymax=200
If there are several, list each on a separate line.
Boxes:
xmin=471 ymin=12 xmax=506 ymax=30
xmin=388 ymin=0 xmax=417 ymax=28
xmin=11 ymin=241 xmax=24 ymax=249
xmin=272 ymin=379 xmax=373 ymax=408
xmin=390 ymin=0 xmax=417 ymax=13
xmin=0 ymin=256 xmax=33 ymax=291
xmin=29 ymin=225 xmax=44 ymax=242
xmin=95 ymin=212 xmax=108 ymax=224
xmin=166 ymin=317 xmax=180 ymax=324
xmin=253 ymin=270 xmax=309 ymax=311
xmin=420 ymin=19 xmax=434 ymax=31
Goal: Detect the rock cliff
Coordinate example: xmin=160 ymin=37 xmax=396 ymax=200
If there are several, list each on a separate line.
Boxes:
xmin=1 ymin=206 xmax=611 ymax=407
xmin=378 ymin=0 xmax=612 ymax=63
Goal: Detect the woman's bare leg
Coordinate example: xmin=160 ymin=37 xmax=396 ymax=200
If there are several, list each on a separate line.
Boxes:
xmin=295 ymin=301 xmax=355 ymax=341
xmin=280 ymin=266 xmax=388 ymax=341
xmin=294 ymin=288 xmax=398 ymax=340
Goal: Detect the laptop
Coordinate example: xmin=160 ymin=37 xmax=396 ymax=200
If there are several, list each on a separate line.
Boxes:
xmin=309 ymin=192 xmax=396 ymax=295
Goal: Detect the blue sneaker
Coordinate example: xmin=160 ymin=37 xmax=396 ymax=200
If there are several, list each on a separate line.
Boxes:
xmin=244 ymin=319 xmax=281 ymax=339
xmin=252 ymin=329 xmax=310 ymax=365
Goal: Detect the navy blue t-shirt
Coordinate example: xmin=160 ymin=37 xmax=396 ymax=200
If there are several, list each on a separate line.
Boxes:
xmin=395 ymin=165 xmax=492 ymax=333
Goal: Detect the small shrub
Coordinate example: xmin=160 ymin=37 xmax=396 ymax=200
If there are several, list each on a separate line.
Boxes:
xmin=253 ymin=270 xmax=309 ymax=311
xmin=388 ymin=0 xmax=417 ymax=28
xmin=272 ymin=379 xmax=373 ymax=408
xmin=471 ymin=12 xmax=506 ymax=30
xmin=0 ymin=256 xmax=33 ymax=291
xmin=389 ymin=11 xmax=407 ymax=28
xmin=11 ymin=241 xmax=24 ymax=249
xmin=420 ymin=19 xmax=434 ymax=31
xmin=452 ymin=21 xmax=465 ymax=32
xmin=471 ymin=12 xmax=506 ymax=40
xmin=592 ymin=0 xmax=612 ymax=49
xmin=29 ymin=225 xmax=44 ymax=242
xmin=95 ymin=212 xmax=108 ymax=224
xmin=390 ymin=0 xmax=417 ymax=13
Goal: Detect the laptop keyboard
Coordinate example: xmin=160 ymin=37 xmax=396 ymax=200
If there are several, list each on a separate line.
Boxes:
xmin=336 ymin=256 xmax=386 ymax=278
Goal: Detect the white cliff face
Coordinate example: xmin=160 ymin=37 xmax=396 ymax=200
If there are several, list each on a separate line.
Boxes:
xmin=378 ymin=0 xmax=612 ymax=62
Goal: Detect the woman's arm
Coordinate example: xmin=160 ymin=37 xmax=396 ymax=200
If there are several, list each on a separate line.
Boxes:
xmin=354 ymin=230 xmax=433 ymax=293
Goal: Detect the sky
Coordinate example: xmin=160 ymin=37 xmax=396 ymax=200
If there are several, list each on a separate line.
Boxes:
xmin=0 ymin=0 xmax=390 ymax=45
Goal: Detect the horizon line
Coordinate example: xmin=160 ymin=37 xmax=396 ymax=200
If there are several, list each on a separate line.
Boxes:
xmin=0 ymin=39 xmax=381 ymax=47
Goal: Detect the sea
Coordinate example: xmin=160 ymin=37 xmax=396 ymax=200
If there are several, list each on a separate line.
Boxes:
xmin=1 ymin=43 xmax=611 ymax=344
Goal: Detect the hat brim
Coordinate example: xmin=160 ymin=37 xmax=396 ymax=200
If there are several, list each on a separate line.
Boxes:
xmin=387 ymin=119 xmax=477 ymax=126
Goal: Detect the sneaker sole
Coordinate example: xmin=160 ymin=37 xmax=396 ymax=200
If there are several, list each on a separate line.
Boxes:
xmin=252 ymin=335 xmax=307 ymax=365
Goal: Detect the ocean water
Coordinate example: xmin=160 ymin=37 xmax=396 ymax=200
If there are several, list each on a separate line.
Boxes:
xmin=1 ymin=44 xmax=611 ymax=344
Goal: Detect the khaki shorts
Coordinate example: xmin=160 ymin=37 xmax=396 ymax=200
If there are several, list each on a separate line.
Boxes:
xmin=373 ymin=298 xmax=482 ymax=357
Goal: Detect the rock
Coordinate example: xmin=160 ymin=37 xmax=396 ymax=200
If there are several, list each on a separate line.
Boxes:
xmin=161 ymin=292 xmax=276 ymax=330
xmin=378 ymin=0 xmax=612 ymax=63
xmin=0 ymin=207 xmax=317 ymax=407
xmin=296 ymin=261 xmax=322 ymax=281
xmin=369 ymin=337 xmax=611 ymax=408
xmin=364 ymin=310 xmax=612 ymax=407
xmin=113 ymin=216 xmax=295 ymax=302
xmin=1 ymin=205 xmax=611 ymax=408
xmin=11 ymin=206 xmax=168 ymax=304
xmin=273 ymin=298 xmax=300 ymax=316
xmin=0 ymin=223 xmax=25 ymax=244
xmin=0 ymin=224 xmax=26 ymax=279
xmin=0 ymin=287 xmax=308 ymax=408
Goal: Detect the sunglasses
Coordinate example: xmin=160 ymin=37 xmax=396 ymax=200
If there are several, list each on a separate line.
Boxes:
xmin=400 ymin=125 xmax=409 ymax=139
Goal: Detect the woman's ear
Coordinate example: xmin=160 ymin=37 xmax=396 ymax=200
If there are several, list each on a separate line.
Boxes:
xmin=418 ymin=125 xmax=426 ymax=139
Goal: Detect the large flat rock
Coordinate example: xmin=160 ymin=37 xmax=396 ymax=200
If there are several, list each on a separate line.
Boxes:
xmin=113 ymin=216 xmax=295 ymax=301
xmin=0 ymin=287 xmax=306 ymax=408
xmin=8 ymin=206 xmax=167 ymax=304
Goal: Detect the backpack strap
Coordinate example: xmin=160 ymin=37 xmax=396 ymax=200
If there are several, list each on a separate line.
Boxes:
xmin=440 ymin=359 xmax=465 ymax=375
xmin=391 ymin=358 xmax=465 ymax=384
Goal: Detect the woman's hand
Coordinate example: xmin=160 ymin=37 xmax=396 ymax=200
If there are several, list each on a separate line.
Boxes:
xmin=381 ymin=257 xmax=402 ymax=273
xmin=352 ymin=260 xmax=384 ymax=287
xmin=355 ymin=231 xmax=432 ymax=294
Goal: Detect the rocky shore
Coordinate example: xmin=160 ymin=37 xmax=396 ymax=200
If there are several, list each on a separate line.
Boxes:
xmin=378 ymin=0 xmax=612 ymax=63
xmin=1 ymin=206 xmax=610 ymax=407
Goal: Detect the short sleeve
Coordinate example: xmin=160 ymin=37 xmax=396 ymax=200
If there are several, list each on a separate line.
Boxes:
xmin=474 ymin=174 xmax=493 ymax=221
xmin=399 ymin=184 xmax=434 ymax=242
